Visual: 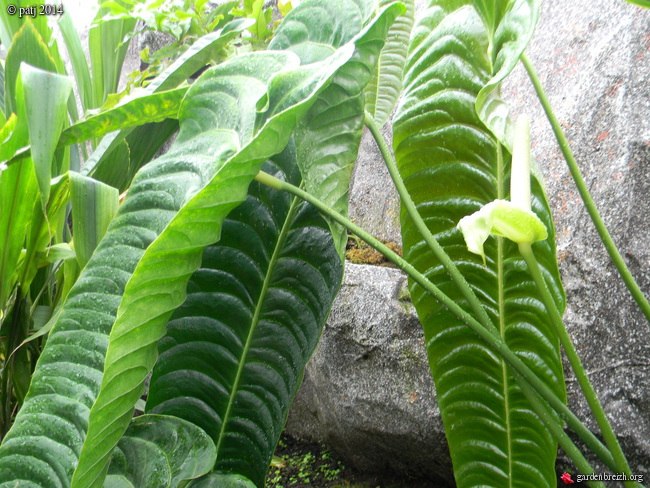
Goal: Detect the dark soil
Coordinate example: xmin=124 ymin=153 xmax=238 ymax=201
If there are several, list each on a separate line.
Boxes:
xmin=266 ymin=434 xmax=440 ymax=488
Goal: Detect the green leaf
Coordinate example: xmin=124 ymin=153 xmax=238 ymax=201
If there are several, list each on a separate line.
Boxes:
xmin=4 ymin=19 xmax=58 ymax=116
xmin=0 ymin=43 xmax=355 ymax=488
xmin=0 ymin=0 xmax=53 ymax=51
xmin=625 ymin=0 xmax=650 ymax=6
xmin=20 ymin=173 xmax=71 ymax=292
xmin=43 ymin=243 xmax=77 ymax=263
xmin=59 ymin=11 xmax=94 ymax=112
xmin=0 ymin=62 xmax=5 ymax=121
xmin=92 ymin=139 xmax=133 ymax=193
xmin=69 ymin=172 xmax=120 ymax=269
xmin=146 ymin=146 xmax=343 ymax=487
xmin=104 ymin=414 xmax=216 ymax=488
xmin=392 ymin=2 xmax=566 ymax=487
xmin=88 ymin=11 xmax=136 ymax=108
xmin=22 ymin=63 xmax=73 ymax=210
xmin=187 ymin=473 xmax=256 ymax=488
xmin=59 ymin=87 xmax=187 ymax=147
xmin=84 ymin=20 xmax=252 ymax=185
xmin=475 ymin=0 xmax=540 ymax=150
xmin=364 ymin=0 xmax=415 ymax=127
xmin=270 ymin=0 xmax=404 ymax=258
xmin=0 ymin=74 xmax=37 ymax=311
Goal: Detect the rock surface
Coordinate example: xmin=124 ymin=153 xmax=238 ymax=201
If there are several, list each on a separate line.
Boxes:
xmin=503 ymin=0 xmax=650 ymax=475
xmin=286 ymin=263 xmax=454 ymax=485
xmin=288 ymin=0 xmax=650 ymax=482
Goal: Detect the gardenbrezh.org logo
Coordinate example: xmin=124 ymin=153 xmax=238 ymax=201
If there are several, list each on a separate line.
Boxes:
xmin=561 ymin=472 xmax=645 ymax=484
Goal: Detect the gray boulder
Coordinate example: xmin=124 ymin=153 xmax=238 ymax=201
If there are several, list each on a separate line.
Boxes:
xmin=286 ymin=263 xmax=454 ymax=485
xmin=288 ymin=0 xmax=650 ymax=482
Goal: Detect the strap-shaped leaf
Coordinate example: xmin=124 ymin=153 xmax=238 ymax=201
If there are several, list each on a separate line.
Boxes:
xmin=146 ymin=145 xmax=342 ymax=487
xmin=270 ymin=0 xmax=404 ymax=258
xmin=69 ymin=172 xmax=119 ymax=270
xmin=59 ymin=88 xmax=187 ymax=148
xmin=393 ymin=2 xmax=565 ymax=487
xmin=364 ymin=0 xmax=415 ymax=127
xmin=22 ymin=64 xmax=72 ymax=210
xmin=3 ymin=19 xmax=57 ymax=117
xmin=475 ymin=0 xmax=540 ymax=149
xmin=59 ymin=12 xmax=93 ymax=112
xmin=0 ymin=45 xmax=354 ymax=488
xmin=0 ymin=75 xmax=36 ymax=311
xmin=104 ymin=414 xmax=216 ymax=488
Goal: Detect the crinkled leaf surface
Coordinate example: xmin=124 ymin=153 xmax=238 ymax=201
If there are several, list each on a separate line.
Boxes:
xmin=270 ymin=0 xmax=404 ymax=258
xmin=393 ymin=2 xmax=565 ymax=487
xmin=0 ymin=43 xmax=354 ymax=488
xmin=146 ymin=145 xmax=342 ymax=487
xmin=364 ymin=0 xmax=415 ymax=127
xmin=104 ymin=414 xmax=216 ymax=488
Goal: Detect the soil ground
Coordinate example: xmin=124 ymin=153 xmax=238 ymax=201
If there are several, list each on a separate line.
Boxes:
xmin=265 ymin=434 xmax=440 ymax=488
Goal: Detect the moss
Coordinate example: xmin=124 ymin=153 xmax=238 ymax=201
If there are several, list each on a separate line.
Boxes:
xmin=345 ymin=237 xmax=402 ymax=267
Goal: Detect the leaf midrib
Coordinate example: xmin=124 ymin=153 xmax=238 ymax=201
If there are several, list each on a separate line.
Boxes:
xmin=214 ymin=193 xmax=301 ymax=459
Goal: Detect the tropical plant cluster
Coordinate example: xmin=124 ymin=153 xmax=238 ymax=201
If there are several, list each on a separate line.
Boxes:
xmin=0 ymin=0 xmax=648 ymax=487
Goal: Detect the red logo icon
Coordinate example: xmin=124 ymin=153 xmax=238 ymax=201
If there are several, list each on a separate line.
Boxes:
xmin=561 ymin=473 xmax=575 ymax=484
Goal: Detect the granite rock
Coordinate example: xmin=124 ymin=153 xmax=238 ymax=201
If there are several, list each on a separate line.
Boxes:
xmin=286 ymin=263 xmax=454 ymax=485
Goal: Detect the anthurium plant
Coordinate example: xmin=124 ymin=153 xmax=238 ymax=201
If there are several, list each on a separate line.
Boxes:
xmin=0 ymin=0 xmax=647 ymax=487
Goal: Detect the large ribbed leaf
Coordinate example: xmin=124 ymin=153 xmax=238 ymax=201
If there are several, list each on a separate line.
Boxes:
xmin=0 ymin=43 xmax=354 ymax=488
xmin=393 ymin=2 xmax=565 ymax=487
xmin=270 ymin=0 xmax=404 ymax=258
xmin=104 ymin=414 xmax=216 ymax=488
xmin=364 ymin=0 xmax=415 ymax=127
xmin=146 ymin=145 xmax=342 ymax=487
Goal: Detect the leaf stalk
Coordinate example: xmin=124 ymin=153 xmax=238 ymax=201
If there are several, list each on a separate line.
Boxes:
xmin=521 ymin=52 xmax=650 ymax=323
xmin=519 ymin=242 xmax=639 ymax=486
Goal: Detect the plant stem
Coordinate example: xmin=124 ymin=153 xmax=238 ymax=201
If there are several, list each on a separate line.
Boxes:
xmin=254 ymin=170 xmax=616 ymax=471
xmin=519 ymin=243 xmax=636 ymax=485
xmin=363 ymin=111 xmax=496 ymax=334
xmin=521 ymin=52 xmax=650 ymax=323
xmin=512 ymin=370 xmax=604 ymax=488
